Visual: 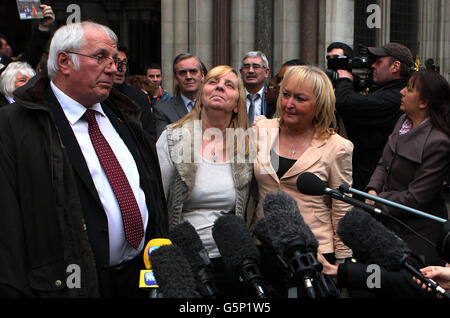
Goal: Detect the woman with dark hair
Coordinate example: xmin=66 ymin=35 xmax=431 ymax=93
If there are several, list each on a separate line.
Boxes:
xmin=366 ymin=70 xmax=450 ymax=266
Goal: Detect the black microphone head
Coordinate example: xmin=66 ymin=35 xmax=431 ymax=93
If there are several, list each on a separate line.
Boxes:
xmin=168 ymin=221 xmax=209 ymax=269
xmin=253 ymin=218 xmax=274 ymax=250
xmin=150 ymin=245 xmax=200 ymax=298
xmin=212 ymin=214 xmax=260 ymax=270
xmin=296 ymin=172 xmax=326 ymax=196
xmin=262 ymin=191 xmax=318 ymax=255
xmin=337 ymin=208 xmax=410 ymax=271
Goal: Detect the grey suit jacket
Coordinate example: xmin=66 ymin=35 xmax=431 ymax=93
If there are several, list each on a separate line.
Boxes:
xmin=153 ymin=95 xmax=188 ymax=139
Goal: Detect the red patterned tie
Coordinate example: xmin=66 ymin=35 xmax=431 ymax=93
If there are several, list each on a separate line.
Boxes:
xmin=84 ymin=109 xmax=144 ymax=249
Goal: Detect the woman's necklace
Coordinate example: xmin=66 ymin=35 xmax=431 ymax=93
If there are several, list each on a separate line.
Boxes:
xmin=290 ymin=144 xmax=297 ymax=158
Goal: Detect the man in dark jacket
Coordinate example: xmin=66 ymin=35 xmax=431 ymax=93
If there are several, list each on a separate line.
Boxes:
xmin=113 ymin=46 xmax=156 ymax=139
xmin=0 ymin=22 xmax=168 ymax=298
xmin=334 ymin=42 xmax=413 ymax=192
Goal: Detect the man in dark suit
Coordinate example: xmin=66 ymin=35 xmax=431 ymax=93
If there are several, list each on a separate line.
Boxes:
xmin=153 ymin=53 xmax=204 ymax=138
xmin=240 ymin=51 xmax=272 ymax=125
xmin=112 ymin=46 xmax=156 ymax=139
xmin=0 ymin=22 xmax=167 ymax=297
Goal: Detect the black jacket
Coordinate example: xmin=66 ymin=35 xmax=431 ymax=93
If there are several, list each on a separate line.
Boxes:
xmin=335 ymin=78 xmax=406 ymax=190
xmin=0 ymin=73 xmax=168 ymax=297
xmin=114 ymin=82 xmax=157 ymax=139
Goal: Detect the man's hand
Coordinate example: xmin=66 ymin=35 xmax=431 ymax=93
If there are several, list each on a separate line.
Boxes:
xmin=337 ymin=69 xmax=353 ymax=80
xmin=38 ymin=5 xmax=55 ymax=32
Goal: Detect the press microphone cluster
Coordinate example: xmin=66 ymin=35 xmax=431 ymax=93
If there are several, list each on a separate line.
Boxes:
xmin=337 ymin=208 xmax=450 ymax=298
xmin=150 ymin=244 xmax=201 ymax=298
xmin=296 ymin=172 xmax=384 ymax=217
xmin=212 ymin=214 xmax=268 ymax=298
xmin=257 ymin=191 xmax=338 ymax=298
xmin=168 ymin=221 xmax=219 ymax=298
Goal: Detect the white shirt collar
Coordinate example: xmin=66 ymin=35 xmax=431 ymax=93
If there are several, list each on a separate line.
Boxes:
xmin=50 ymin=81 xmax=105 ymax=125
xmin=245 ymin=86 xmax=265 ymax=98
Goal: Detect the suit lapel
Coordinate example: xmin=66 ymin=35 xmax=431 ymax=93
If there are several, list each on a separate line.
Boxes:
xmin=174 ymin=95 xmax=189 ymax=119
xmin=45 ymin=87 xmax=103 ymax=208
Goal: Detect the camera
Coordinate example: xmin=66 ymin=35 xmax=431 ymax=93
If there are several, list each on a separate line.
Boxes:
xmin=326 ymin=44 xmax=374 ymax=92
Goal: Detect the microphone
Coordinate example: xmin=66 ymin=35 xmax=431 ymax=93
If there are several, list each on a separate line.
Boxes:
xmin=262 ymin=191 xmax=327 ymax=298
xmin=150 ymin=244 xmax=201 ymax=298
xmin=296 ymin=172 xmax=384 ymax=217
xmin=337 ymin=208 xmax=450 ymax=298
xmin=168 ymin=221 xmax=219 ymax=298
xmin=338 ymin=183 xmax=447 ymax=224
xmin=212 ymin=214 xmax=268 ymax=298
xmin=139 ymin=238 xmax=172 ymax=297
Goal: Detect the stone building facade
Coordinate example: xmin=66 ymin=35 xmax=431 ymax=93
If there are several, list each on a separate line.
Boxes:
xmin=1 ymin=0 xmax=448 ymax=94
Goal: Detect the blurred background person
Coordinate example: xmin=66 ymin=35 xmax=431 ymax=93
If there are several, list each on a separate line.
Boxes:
xmin=365 ymin=70 xmax=450 ymax=266
xmin=156 ymin=65 xmax=253 ymax=297
xmin=0 ymin=61 xmax=35 ymax=105
xmin=252 ymin=65 xmax=353 ymax=265
xmin=112 ymin=46 xmax=156 ymax=139
xmin=240 ymin=51 xmax=271 ymax=126
xmin=144 ymin=63 xmax=172 ymax=105
xmin=153 ymin=53 xmax=205 ymax=138
xmin=264 ymin=59 xmax=309 ymax=121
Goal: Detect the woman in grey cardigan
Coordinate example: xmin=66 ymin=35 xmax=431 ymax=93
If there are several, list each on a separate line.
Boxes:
xmin=156 ymin=65 xmax=254 ymax=296
xmin=365 ymin=70 xmax=450 ymax=266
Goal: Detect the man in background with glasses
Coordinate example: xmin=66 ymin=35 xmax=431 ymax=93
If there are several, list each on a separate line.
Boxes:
xmin=112 ymin=46 xmax=156 ymax=138
xmin=0 ymin=21 xmax=168 ymax=298
xmin=240 ymin=51 xmax=271 ymax=126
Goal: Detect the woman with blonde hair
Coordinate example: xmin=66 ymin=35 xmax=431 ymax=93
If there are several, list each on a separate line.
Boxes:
xmin=156 ymin=65 xmax=254 ymax=296
xmin=253 ymin=65 xmax=354 ymax=266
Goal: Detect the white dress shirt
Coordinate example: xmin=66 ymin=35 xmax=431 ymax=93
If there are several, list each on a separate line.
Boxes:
xmin=245 ymin=86 xmax=265 ymax=121
xmin=180 ymin=94 xmax=195 ymax=112
xmin=50 ymin=81 xmax=149 ymax=266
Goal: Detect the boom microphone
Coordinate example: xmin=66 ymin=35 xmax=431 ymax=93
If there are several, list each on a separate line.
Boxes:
xmin=168 ymin=221 xmax=219 ymax=298
xmin=296 ymin=172 xmax=384 ymax=217
xmin=262 ymin=191 xmax=324 ymax=298
xmin=337 ymin=208 xmax=450 ymax=298
xmin=212 ymin=214 xmax=268 ymax=298
xmin=150 ymin=244 xmax=200 ymax=298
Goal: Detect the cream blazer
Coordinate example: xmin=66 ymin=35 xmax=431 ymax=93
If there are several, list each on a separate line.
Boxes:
xmin=253 ymin=118 xmax=354 ymax=259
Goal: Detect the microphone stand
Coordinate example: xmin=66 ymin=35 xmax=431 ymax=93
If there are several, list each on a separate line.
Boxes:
xmin=339 ymin=184 xmax=450 ymax=263
xmin=338 ymin=184 xmax=447 ymax=224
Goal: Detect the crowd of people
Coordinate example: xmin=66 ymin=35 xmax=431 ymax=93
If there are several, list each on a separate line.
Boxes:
xmin=0 ymin=5 xmax=449 ymax=299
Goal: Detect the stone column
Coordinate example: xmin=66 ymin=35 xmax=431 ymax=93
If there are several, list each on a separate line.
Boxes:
xmin=213 ymin=0 xmax=231 ymax=66
xmin=318 ymin=0 xmax=354 ymax=69
xmin=300 ymin=0 xmax=319 ymax=65
xmin=418 ymin=0 xmax=450 ymax=81
xmin=376 ymin=0 xmax=390 ymax=46
xmin=230 ymin=0 xmax=256 ymax=70
xmin=161 ymin=0 xmax=189 ymax=94
xmin=255 ymin=0 xmax=274 ymax=72
xmin=188 ymin=0 xmax=213 ymax=71
xmin=273 ymin=0 xmax=301 ymax=74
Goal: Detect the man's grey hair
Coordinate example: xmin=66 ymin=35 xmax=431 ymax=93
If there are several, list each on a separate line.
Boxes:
xmin=47 ymin=21 xmax=118 ymax=80
xmin=241 ymin=51 xmax=269 ymax=69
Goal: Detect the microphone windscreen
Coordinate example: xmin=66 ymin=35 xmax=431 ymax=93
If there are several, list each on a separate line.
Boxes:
xmin=168 ymin=221 xmax=208 ymax=270
xmin=337 ymin=208 xmax=410 ymax=271
xmin=262 ymin=191 xmax=318 ymax=254
xmin=296 ymin=172 xmax=326 ymax=196
xmin=212 ymin=214 xmax=260 ymax=270
xmin=150 ymin=245 xmax=200 ymax=298
xmin=253 ymin=218 xmax=274 ymax=250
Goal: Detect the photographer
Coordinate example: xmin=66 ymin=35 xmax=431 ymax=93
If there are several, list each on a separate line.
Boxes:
xmin=334 ymin=42 xmax=413 ymax=192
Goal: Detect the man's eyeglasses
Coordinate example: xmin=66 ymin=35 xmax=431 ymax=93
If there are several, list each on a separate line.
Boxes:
xmin=242 ymin=63 xmax=264 ymax=70
xmin=65 ymin=51 xmax=121 ymax=68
